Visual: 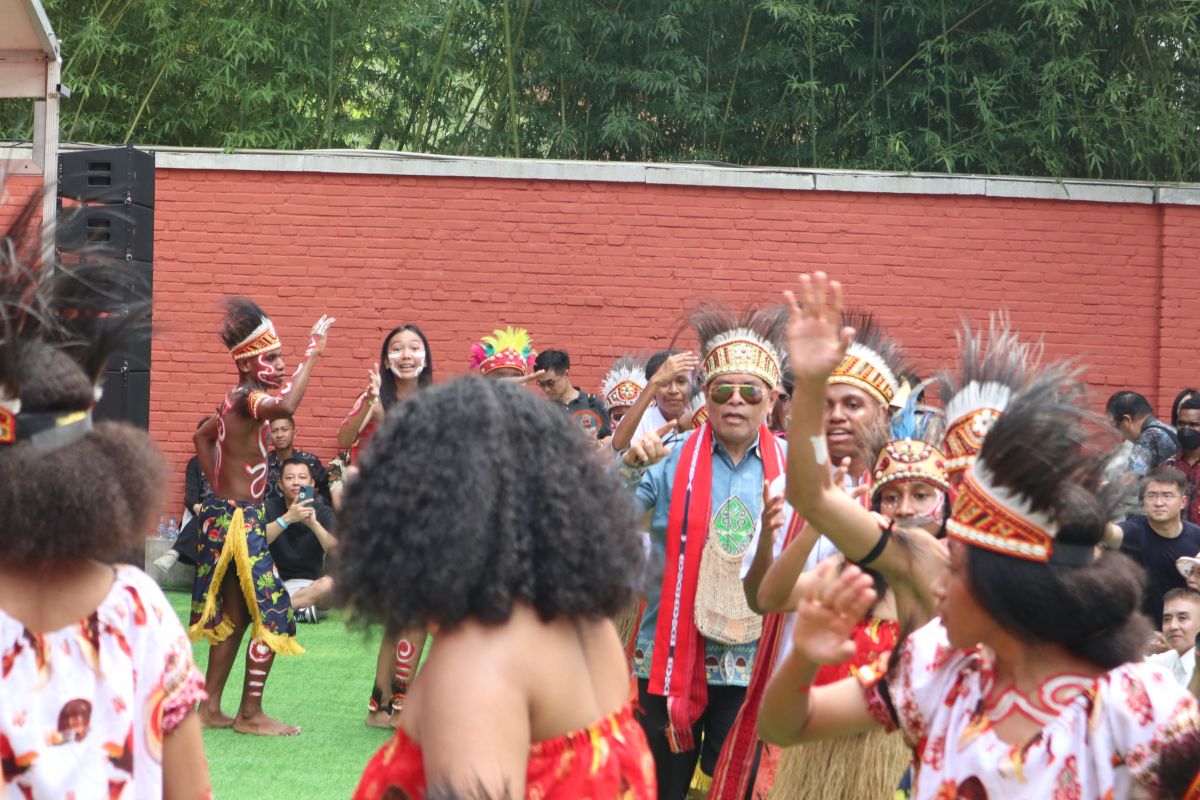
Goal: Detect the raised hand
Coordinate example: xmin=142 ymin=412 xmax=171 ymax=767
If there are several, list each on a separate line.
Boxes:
xmin=790 ymin=559 xmax=877 ymax=664
xmin=309 ymin=315 xmax=336 ymax=355
xmin=367 ymin=363 xmax=381 ymax=400
xmin=624 ymin=421 xmax=677 ymax=468
xmin=506 ymin=369 xmax=546 ymax=385
xmin=783 ymin=272 xmax=854 ymax=386
xmin=761 ymin=479 xmax=786 ymax=543
xmin=651 ymin=351 xmax=700 ymax=388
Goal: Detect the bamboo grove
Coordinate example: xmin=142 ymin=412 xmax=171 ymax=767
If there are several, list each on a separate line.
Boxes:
xmin=16 ymin=0 xmax=1200 ymax=181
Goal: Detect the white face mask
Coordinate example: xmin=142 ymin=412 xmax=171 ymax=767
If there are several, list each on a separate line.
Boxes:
xmin=388 ymin=348 xmax=426 ymax=379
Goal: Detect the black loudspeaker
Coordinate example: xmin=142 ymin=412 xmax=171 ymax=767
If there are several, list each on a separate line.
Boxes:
xmin=58 ymin=146 xmax=155 ymax=207
xmin=58 ymin=147 xmax=155 ymax=431
xmin=55 ymin=204 xmax=153 ymax=262
xmin=95 ymin=368 xmax=150 ymax=429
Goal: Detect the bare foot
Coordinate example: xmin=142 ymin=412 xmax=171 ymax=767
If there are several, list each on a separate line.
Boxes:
xmin=233 ymin=710 xmax=300 ymax=736
xmin=198 ymin=702 xmax=235 ymax=729
xmin=365 ymin=709 xmax=393 ymax=729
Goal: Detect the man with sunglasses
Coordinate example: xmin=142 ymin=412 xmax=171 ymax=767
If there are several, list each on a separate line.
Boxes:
xmin=618 ymin=309 xmax=790 ymax=799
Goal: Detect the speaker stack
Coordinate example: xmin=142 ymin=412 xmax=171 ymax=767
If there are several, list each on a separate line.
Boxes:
xmin=56 ymin=146 xmax=155 ymax=429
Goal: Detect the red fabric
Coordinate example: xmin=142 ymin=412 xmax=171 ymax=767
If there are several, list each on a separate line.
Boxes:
xmin=646 ymin=422 xmax=714 ymax=753
xmin=352 ymin=701 xmax=656 ymax=799
xmin=351 ymin=421 xmax=377 ymax=465
xmin=815 ymin=617 xmax=900 ymax=686
xmin=708 ymin=509 xmax=802 ymax=799
xmin=1166 ymin=454 xmax=1200 ymax=525
xmin=647 ymin=423 xmax=786 ymax=754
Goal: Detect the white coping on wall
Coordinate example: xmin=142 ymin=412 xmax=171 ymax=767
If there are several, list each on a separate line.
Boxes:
xmin=33 ymin=143 xmax=1200 ymax=205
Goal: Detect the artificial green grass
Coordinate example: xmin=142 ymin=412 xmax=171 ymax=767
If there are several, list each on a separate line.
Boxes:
xmin=164 ymin=589 xmax=394 ymax=799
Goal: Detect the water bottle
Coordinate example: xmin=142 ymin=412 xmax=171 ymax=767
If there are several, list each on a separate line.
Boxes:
xmin=156 ymin=516 xmax=169 ymax=540
xmin=168 ymin=517 xmax=179 ymax=540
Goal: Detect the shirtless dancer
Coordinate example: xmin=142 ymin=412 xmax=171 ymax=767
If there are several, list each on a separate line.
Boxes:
xmin=191 ymin=298 xmax=333 ymax=736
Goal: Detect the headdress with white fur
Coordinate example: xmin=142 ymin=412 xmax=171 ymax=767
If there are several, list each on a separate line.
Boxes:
xmin=938 ymin=313 xmax=1041 ymax=479
xmin=689 ymin=304 xmax=784 ymax=389
xmin=946 ymin=365 xmax=1100 ymax=566
xmin=601 ymin=355 xmax=647 ymax=411
xmin=829 ymin=310 xmax=910 ymax=407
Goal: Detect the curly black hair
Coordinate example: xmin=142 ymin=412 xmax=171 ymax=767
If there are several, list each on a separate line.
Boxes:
xmin=335 ymin=376 xmax=645 ymax=632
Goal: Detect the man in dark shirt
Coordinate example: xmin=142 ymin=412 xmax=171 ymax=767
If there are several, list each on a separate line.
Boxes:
xmin=265 ymin=457 xmax=337 ymax=623
xmin=1108 ymin=391 xmax=1178 ymax=475
xmin=1166 ymin=396 xmax=1200 ymax=525
xmin=534 ymin=349 xmax=612 ymax=441
xmin=266 ymin=415 xmax=330 ymax=505
xmin=1119 ymin=466 xmax=1200 ymax=627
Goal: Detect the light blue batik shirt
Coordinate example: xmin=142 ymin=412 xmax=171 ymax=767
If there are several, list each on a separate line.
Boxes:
xmin=628 ymin=429 xmax=781 ymax=687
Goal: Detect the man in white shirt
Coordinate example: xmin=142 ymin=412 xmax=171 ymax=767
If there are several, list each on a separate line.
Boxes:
xmin=1148 ymin=587 xmax=1200 ymax=686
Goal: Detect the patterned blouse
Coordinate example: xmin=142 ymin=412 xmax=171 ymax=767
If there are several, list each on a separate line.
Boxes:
xmin=0 ymin=565 xmax=205 ymax=798
xmin=863 ymin=618 xmax=1200 ymax=799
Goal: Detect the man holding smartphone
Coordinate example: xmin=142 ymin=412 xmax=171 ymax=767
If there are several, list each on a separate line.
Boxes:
xmin=264 ymin=457 xmax=338 ymax=624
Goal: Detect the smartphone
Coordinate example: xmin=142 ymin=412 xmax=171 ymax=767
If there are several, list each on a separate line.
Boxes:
xmin=299 ymin=485 xmax=314 ymax=502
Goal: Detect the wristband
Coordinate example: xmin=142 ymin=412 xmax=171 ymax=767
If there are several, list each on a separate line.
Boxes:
xmin=275 ymin=517 xmax=289 ymax=530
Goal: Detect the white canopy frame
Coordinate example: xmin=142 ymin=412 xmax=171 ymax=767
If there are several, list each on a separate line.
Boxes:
xmin=0 ymin=0 xmax=58 ymax=225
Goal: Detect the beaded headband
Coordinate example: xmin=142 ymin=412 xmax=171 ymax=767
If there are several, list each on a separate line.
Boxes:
xmin=947 ymin=462 xmax=1092 ymax=566
xmin=830 ymin=342 xmax=899 ymax=406
xmin=230 ymin=319 xmax=281 ymax=361
xmin=871 ymin=438 xmax=952 ymax=497
xmin=702 ymin=329 xmax=781 ymax=388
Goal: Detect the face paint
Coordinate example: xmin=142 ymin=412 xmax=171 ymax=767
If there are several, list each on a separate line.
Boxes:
xmin=255 ymin=353 xmax=282 ymax=386
xmin=387 ymin=348 xmax=426 ymax=379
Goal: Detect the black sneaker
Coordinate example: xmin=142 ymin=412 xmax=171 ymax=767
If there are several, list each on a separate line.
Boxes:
xmin=296 ymin=606 xmax=319 ymax=624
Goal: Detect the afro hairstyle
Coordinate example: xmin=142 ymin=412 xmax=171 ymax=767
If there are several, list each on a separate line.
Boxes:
xmin=335 ymin=376 xmax=645 ymax=632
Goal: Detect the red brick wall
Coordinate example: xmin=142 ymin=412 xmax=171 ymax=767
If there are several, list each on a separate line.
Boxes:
xmin=11 ymin=168 xmax=1198 ymax=516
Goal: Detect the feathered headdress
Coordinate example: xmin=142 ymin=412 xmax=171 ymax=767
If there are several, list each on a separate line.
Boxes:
xmin=829 ymin=310 xmax=910 ymax=407
xmin=947 ymin=365 xmax=1101 ymax=565
xmin=1 ymin=195 xmax=149 ymax=450
xmin=938 ymin=313 xmax=1041 ymax=479
xmin=687 ymin=390 xmax=709 ymax=429
xmin=470 ymin=326 xmax=535 ymax=376
xmin=689 ymin=303 xmax=784 ymax=388
xmin=222 ymin=297 xmax=280 ymax=361
xmin=601 ymin=355 xmax=646 ymax=411
xmin=872 ymin=379 xmax=952 ymax=497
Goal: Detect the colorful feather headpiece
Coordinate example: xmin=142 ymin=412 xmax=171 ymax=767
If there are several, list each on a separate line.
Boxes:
xmin=470 ymin=326 xmax=535 ymax=376
xmin=829 ymin=311 xmax=909 ymax=407
xmin=601 ymin=355 xmax=647 ymax=411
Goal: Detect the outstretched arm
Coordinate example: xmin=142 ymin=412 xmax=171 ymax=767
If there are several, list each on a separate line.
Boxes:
xmin=253 ymin=315 xmax=335 ymax=420
xmin=758 ymin=561 xmax=882 ymax=746
xmin=783 ymin=274 xmax=945 ymax=606
xmin=337 ymin=363 xmax=381 ymax=449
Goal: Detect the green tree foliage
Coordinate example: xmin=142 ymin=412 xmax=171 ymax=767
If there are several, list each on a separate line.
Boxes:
xmin=25 ymin=0 xmax=1200 ymax=180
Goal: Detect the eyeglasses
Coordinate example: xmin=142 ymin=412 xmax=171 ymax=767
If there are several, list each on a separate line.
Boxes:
xmin=1145 ymin=492 xmax=1180 ymax=502
xmin=709 ymin=384 xmax=765 ymax=405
